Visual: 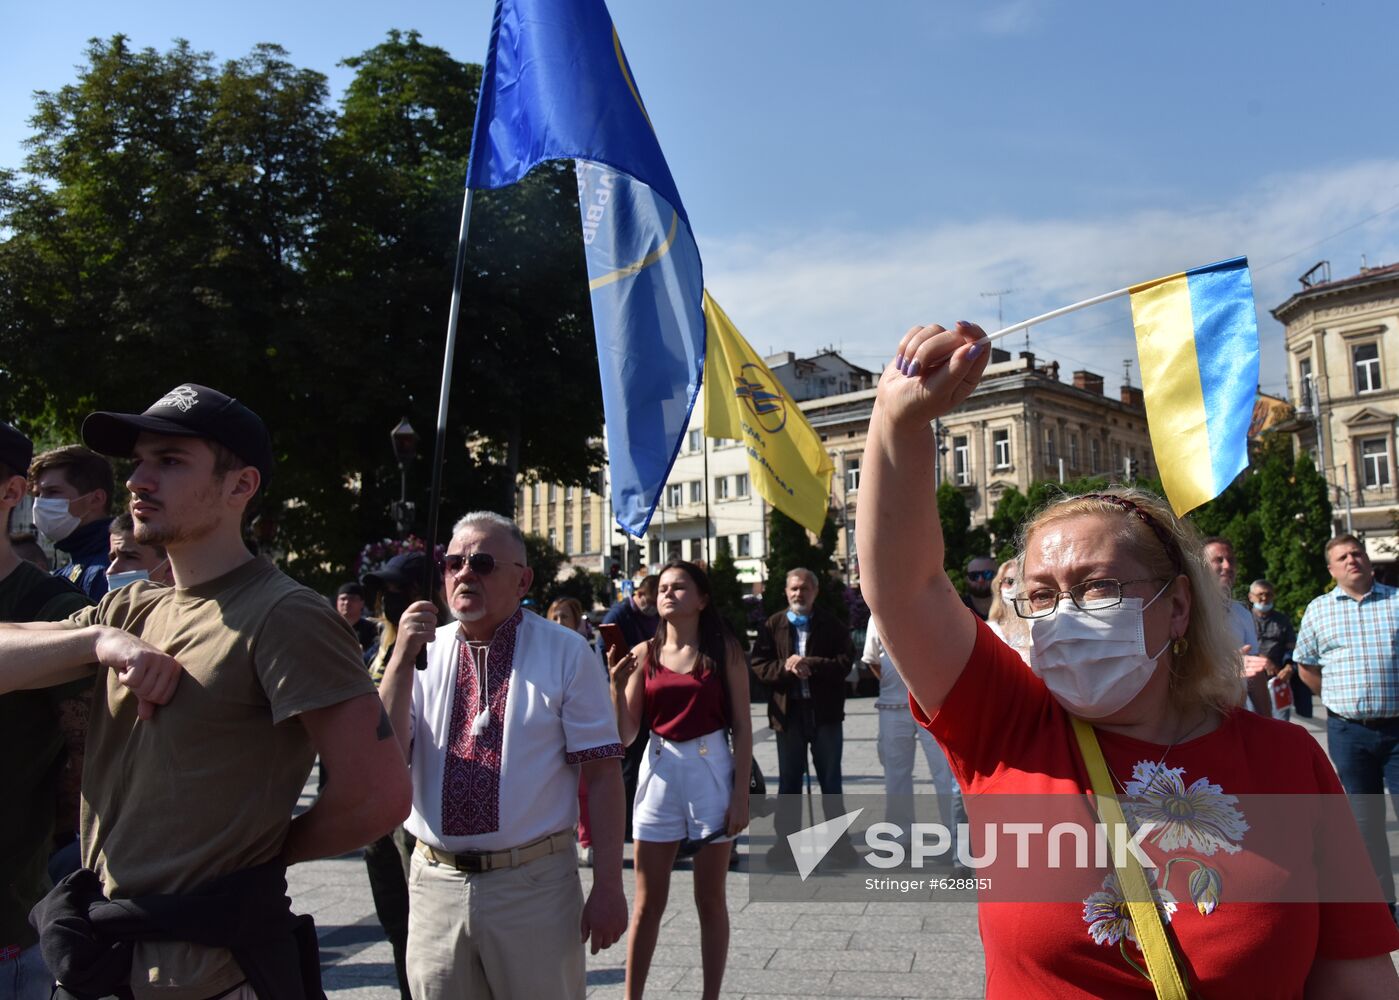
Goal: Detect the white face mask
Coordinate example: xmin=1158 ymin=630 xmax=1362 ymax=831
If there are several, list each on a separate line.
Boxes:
xmin=1027 ymin=581 xmax=1172 ymax=719
xmin=33 ymin=497 xmax=82 ymax=543
xmin=106 ymin=569 xmax=150 ymax=590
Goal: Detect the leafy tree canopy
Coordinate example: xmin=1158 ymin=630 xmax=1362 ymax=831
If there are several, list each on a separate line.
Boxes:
xmin=0 ymin=32 xmax=604 ymax=591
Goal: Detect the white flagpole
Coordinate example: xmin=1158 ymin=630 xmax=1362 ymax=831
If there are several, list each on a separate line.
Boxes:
xmin=981 ymin=284 xmax=1133 ymax=344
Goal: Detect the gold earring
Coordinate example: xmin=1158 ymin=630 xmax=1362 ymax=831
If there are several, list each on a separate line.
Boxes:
xmin=1171 ymin=636 xmax=1189 ymax=657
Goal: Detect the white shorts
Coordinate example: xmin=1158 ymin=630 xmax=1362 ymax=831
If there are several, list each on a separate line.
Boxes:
xmin=632 ymin=727 xmax=735 ymax=843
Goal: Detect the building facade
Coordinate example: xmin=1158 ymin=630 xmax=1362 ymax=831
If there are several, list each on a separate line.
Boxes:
xmin=516 ymin=349 xmax=1157 ymax=591
xmin=1273 ymin=261 xmax=1399 ymax=559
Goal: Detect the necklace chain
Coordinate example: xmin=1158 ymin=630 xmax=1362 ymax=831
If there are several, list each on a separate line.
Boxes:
xmin=1100 ymin=709 xmax=1210 ymax=796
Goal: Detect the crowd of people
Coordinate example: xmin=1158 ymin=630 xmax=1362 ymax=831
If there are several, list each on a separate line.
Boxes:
xmin=3 ymin=357 xmax=1399 ymax=999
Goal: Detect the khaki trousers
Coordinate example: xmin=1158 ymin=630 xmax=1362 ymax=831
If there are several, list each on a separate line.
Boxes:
xmin=405 ymin=844 xmax=585 ymax=1000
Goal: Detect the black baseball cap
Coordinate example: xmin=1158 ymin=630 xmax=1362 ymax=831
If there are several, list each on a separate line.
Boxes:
xmin=337 ymin=581 xmax=365 ymax=598
xmin=362 ymin=552 xmax=431 ymax=591
xmin=0 ymin=421 xmax=33 ymax=476
xmin=81 ymin=384 xmax=273 ymax=485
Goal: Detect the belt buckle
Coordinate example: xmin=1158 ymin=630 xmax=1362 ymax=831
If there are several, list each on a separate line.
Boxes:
xmin=457 ymin=851 xmax=488 ymax=873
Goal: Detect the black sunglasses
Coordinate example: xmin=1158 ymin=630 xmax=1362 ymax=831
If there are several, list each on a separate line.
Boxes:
xmin=441 ymin=552 xmax=524 ymax=576
xmin=967 ymin=569 xmax=996 ymax=582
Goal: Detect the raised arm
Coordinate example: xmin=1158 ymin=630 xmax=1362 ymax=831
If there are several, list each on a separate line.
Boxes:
xmin=855 ymin=321 xmax=991 ymax=716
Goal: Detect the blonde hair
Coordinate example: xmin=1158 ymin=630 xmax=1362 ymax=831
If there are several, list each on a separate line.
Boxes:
xmin=1018 ymin=486 xmax=1243 ymax=716
xmin=987 ymin=558 xmax=1030 ymax=647
xmin=547 ymin=597 xmax=584 ymax=630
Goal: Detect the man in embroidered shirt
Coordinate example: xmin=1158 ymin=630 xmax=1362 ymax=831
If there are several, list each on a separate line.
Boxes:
xmin=1295 ymin=533 xmax=1399 ymax=908
xmin=379 ymin=510 xmax=627 ymax=1000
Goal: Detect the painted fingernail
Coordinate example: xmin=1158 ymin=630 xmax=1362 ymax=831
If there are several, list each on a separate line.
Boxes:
xmin=894 ymin=353 xmax=905 ymax=373
xmin=967 ymin=340 xmax=986 ymax=361
xmin=906 ymin=358 xmax=922 ymax=378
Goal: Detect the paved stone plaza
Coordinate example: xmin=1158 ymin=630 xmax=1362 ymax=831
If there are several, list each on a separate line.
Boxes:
xmin=289 ymin=698 xmax=1383 ymax=999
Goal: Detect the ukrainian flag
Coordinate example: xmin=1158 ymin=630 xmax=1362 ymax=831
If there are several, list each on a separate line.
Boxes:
xmin=1128 ymin=257 xmax=1260 ymax=516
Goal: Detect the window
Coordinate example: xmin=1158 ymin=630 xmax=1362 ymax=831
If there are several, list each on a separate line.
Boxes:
xmin=688 ymin=480 xmax=702 ymax=503
xmin=548 ymin=484 xmax=557 ymax=502
xmin=666 ymin=483 xmax=683 ymax=507
xmin=734 ymin=473 xmax=751 ymax=498
xmin=667 ymin=540 xmax=682 ymax=561
xmin=548 ymin=527 xmax=558 ymax=547
xmin=564 ymin=527 xmax=574 ymax=553
xmin=582 ymin=476 xmax=592 ymax=498
xmin=1298 ymin=357 xmax=1313 ymax=410
xmin=1069 ymin=434 xmax=1080 ymax=470
xmin=846 ymin=456 xmax=861 ymax=491
xmin=688 ymin=538 xmax=703 ymax=560
xmin=565 ymin=485 xmax=574 ymax=500
xmin=1354 ymin=343 xmax=1382 ymax=393
xmin=1044 ymin=428 xmax=1057 ymax=465
xmin=714 ymin=476 xmax=730 ymax=499
xmin=1361 ymin=437 xmax=1391 ymax=489
xmin=953 ymin=435 xmax=970 ymax=486
xmin=688 ymin=429 xmax=702 ymax=452
xmin=649 ymin=539 xmax=660 ymax=564
xmin=582 ymin=523 xmax=593 ymax=552
xmin=717 ymin=536 xmax=732 ymax=556
xmin=737 ymin=533 xmax=752 ymax=557
xmin=532 ymin=483 xmax=542 ymax=504
xmin=993 ymin=430 xmax=1010 ymax=469
xmin=1090 ymin=437 xmax=1102 ymax=472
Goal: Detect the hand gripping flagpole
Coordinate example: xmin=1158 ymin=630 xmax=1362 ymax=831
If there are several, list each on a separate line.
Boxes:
xmin=416 ymin=187 xmax=476 ymax=669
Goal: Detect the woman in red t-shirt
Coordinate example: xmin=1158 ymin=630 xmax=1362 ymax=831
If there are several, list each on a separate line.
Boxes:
xmin=855 ymin=320 xmax=1399 ymax=997
xmin=608 ymin=560 xmax=752 ymax=1000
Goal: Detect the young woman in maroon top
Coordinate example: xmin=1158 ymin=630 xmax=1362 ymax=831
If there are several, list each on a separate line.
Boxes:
xmin=608 ymin=560 xmax=753 ymax=1000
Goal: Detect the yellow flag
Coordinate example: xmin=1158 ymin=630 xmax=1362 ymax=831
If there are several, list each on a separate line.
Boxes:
xmin=702 ymin=291 xmax=834 ymax=536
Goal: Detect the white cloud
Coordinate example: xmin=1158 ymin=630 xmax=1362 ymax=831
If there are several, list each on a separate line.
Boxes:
xmin=699 ymin=159 xmax=1399 ymax=399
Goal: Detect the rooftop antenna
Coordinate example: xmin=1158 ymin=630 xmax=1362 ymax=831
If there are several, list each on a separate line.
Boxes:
xmin=1123 ymin=358 xmax=1134 ymax=387
xmin=981 ymin=288 xmax=1020 ymax=353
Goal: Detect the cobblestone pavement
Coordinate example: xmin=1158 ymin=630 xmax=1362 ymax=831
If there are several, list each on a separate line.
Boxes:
xmin=290 ymin=699 xmax=1392 ymax=998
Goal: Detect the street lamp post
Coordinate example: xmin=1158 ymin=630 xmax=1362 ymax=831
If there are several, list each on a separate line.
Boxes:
xmin=390 ymin=418 xmax=420 ymax=535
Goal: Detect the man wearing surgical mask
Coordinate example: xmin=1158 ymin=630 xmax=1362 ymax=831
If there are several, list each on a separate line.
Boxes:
xmin=106 ymin=513 xmax=172 ymax=590
xmin=28 ymin=446 xmax=115 ymax=601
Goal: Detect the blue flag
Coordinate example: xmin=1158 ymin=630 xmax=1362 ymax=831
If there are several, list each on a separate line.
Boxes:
xmin=466 ymin=0 xmax=705 ymax=536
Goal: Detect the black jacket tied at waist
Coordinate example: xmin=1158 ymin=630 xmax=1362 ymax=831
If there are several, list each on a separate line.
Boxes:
xmin=29 ymin=863 xmax=325 ymax=1000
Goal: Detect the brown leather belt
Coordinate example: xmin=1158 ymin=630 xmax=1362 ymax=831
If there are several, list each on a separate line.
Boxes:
xmin=417 ymin=829 xmax=574 ymax=873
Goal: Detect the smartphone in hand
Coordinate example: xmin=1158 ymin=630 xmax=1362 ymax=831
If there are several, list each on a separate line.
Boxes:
xmin=598 ymin=623 xmax=626 ymax=657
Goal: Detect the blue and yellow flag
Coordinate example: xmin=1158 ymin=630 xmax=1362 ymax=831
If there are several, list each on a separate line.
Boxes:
xmin=1129 ymin=257 xmax=1260 ymax=516
xmin=703 ymin=293 xmax=834 ymax=536
xmin=465 ymin=0 xmax=704 ymax=537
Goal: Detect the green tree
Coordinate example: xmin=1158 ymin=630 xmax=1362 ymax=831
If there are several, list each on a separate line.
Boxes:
xmin=0 ymin=33 xmax=607 ymax=591
xmin=707 ymin=549 xmax=750 ymax=648
xmin=1258 ymin=447 xmax=1332 ymax=621
xmin=986 ymin=486 xmax=1032 ymax=563
xmin=523 ymin=533 xmax=567 ymax=606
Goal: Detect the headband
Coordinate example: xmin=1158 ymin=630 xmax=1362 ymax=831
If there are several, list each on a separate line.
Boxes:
xmin=1078 ymin=493 xmax=1185 ymax=575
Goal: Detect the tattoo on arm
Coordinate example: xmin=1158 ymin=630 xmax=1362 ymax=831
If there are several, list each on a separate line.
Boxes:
xmin=376 ymin=705 xmax=394 ymax=741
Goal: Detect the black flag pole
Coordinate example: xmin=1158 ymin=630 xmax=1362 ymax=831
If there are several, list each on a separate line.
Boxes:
xmin=416 ymin=187 xmax=476 ymax=668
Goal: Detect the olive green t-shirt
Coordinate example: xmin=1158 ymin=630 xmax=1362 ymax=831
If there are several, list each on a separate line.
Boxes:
xmin=0 ymin=560 xmax=91 ymax=949
xmin=67 ymin=556 xmax=375 ymax=1000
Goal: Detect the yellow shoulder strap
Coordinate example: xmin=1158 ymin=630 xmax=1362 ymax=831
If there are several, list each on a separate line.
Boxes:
xmin=1071 ymin=716 xmax=1188 ymax=1000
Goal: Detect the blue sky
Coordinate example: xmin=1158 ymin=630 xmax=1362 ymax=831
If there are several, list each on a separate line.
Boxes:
xmin=7 ymin=0 xmax=1398 ymax=397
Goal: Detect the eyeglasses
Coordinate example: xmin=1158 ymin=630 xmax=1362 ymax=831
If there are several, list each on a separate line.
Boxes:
xmin=441 ymin=552 xmax=525 ymax=576
xmin=967 ymin=569 xmax=997 ymax=582
xmin=1012 ymin=578 xmax=1164 ymax=619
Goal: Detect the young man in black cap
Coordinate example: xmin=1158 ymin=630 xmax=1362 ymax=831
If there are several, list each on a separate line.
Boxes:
xmin=335 ymin=581 xmax=380 ymax=657
xmin=0 ymin=420 xmax=91 ymax=1000
xmin=0 ymin=385 xmax=411 ymax=1000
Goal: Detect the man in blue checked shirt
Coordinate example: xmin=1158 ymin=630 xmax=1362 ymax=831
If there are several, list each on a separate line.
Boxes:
xmin=1295 ymin=533 xmax=1399 ymax=911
